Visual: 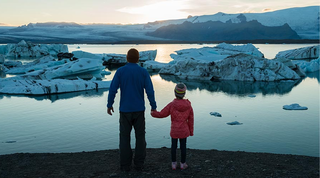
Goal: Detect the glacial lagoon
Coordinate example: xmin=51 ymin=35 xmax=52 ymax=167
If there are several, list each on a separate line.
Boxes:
xmin=0 ymin=44 xmax=319 ymax=157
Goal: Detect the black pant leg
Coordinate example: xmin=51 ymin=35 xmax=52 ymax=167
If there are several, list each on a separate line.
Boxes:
xmin=132 ymin=111 xmax=146 ymax=167
xmin=171 ymin=138 xmax=178 ymax=162
xmin=180 ymin=138 xmax=187 ymax=163
xmin=119 ymin=112 xmax=133 ymax=168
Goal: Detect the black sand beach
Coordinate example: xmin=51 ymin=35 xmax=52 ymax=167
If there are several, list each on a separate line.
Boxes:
xmin=0 ymin=147 xmax=319 ymax=178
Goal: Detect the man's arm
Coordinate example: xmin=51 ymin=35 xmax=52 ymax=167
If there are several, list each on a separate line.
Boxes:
xmin=107 ymin=71 xmax=120 ymax=115
xmin=144 ymin=71 xmax=157 ymax=110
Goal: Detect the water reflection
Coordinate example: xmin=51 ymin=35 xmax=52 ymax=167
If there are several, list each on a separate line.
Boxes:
xmin=0 ymin=89 xmax=108 ymax=102
xmin=160 ymin=74 xmax=302 ymax=96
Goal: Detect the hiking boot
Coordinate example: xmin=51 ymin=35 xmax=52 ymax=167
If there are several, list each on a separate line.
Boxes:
xmin=180 ymin=162 xmax=188 ymax=170
xmin=120 ymin=166 xmax=130 ymax=172
xmin=171 ymin=162 xmax=177 ymax=170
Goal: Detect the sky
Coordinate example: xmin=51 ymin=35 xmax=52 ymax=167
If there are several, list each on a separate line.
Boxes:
xmin=0 ymin=0 xmax=319 ymax=26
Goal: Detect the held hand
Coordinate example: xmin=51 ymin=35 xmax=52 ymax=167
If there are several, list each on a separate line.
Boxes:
xmin=107 ymin=107 xmax=114 ymax=115
xmin=150 ymin=109 xmax=156 ymax=117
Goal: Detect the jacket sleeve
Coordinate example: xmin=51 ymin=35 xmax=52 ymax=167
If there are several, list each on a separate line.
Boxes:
xmin=151 ymin=102 xmax=172 ymax=118
xmin=188 ymin=105 xmax=194 ymax=136
xmin=107 ymin=70 xmax=120 ymax=108
xmin=144 ymin=70 xmax=157 ymax=110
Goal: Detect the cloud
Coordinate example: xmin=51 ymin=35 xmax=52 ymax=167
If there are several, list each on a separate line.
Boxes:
xmin=263 ymin=8 xmax=272 ymax=12
xmin=117 ymin=0 xmax=191 ymax=21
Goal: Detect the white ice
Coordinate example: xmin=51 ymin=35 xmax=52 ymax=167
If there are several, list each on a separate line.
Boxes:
xmin=143 ymin=61 xmax=168 ymax=72
xmin=0 ymin=40 xmax=68 ymax=58
xmin=275 ymin=45 xmax=319 ymax=60
xmin=73 ymin=50 xmax=157 ymax=65
xmin=0 ymin=78 xmax=111 ymax=95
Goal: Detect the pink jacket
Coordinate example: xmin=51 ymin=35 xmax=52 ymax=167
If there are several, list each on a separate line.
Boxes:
xmin=151 ymin=99 xmax=194 ymax=139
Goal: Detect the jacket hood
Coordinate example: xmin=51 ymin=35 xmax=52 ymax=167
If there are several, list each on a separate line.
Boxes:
xmin=172 ymin=99 xmax=191 ymax=112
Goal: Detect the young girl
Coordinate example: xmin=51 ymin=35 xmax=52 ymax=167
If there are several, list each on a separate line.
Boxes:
xmin=151 ymin=83 xmax=194 ymax=170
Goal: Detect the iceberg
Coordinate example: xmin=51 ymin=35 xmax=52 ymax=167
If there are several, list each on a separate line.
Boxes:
xmin=73 ymin=49 xmax=157 ymax=66
xmin=0 ymin=78 xmax=111 ymax=95
xmin=103 ymin=50 xmax=157 ymax=65
xmin=292 ymin=57 xmax=320 ymax=73
xmin=159 ymin=53 xmax=301 ymax=81
xmin=283 ymin=103 xmax=308 ymax=110
xmin=0 ymin=40 xmax=68 ymax=58
xmin=143 ymin=61 xmax=168 ymax=72
xmin=3 ymin=58 xmax=104 ymax=80
xmin=275 ymin=45 xmax=319 ymax=60
xmin=213 ymin=43 xmax=264 ymax=58
xmin=5 ymin=56 xmax=65 ymax=74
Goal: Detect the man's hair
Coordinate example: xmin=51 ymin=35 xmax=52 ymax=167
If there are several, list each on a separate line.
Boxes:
xmin=127 ymin=48 xmax=139 ymax=63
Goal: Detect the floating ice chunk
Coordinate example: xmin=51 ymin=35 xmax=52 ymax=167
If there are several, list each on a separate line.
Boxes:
xmin=227 ymin=121 xmax=243 ymax=125
xmin=210 ymin=112 xmax=222 ymax=117
xmin=0 ymin=78 xmax=111 ymax=95
xmin=160 ymin=53 xmax=301 ymax=81
xmin=143 ymin=61 xmax=168 ymax=72
xmin=101 ymin=69 xmax=111 ymax=75
xmin=214 ymin=43 xmax=264 ymax=58
xmin=275 ymin=45 xmax=319 ymax=60
xmin=283 ymin=103 xmax=308 ymax=110
xmin=5 ymin=141 xmax=17 ymax=143
xmin=1 ymin=40 xmax=68 ymax=57
xmin=292 ymin=57 xmax=320 ymax=73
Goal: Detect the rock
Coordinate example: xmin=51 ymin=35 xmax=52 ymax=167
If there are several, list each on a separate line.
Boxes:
xmin=210 ymin=112 xmax=222 ymax=117
xmin=57 ymin=52 xmax=74 ymax=60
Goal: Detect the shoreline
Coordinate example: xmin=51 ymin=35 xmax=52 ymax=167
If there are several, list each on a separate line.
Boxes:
xmin=1 ymin=148 xmax=319 ymax=178
xmin=0 ymin=38 xmax=319 ymax=45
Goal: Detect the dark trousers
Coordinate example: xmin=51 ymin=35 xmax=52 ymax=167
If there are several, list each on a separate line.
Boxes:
xmin=171 ymin=138 xmax=187 ymax=163
xmin=119 ymin=111 xmax=146 ymax=168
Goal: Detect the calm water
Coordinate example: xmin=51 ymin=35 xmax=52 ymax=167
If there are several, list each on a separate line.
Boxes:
xmin=0 ymin=44 xmax=319 ymax=157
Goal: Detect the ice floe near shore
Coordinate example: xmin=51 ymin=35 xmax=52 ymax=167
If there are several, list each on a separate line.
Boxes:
xmin=0 ymin=78 xmax=111 ymax=95
xmin=0 ymin=40 xmax=68 ymax=58
xmin=3 ymin=58 xmax=105 ymax=80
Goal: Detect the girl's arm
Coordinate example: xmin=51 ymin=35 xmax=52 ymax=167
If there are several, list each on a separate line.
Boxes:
xmin=188 ymin=107 xmax=194 ymax=136
xmin=151 ymin=102 xmax=172 ymax=118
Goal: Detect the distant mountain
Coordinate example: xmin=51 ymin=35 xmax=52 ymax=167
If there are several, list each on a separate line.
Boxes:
xmin=147 ymin=20 xmax=300 ymax=41
xmin=144 ymin=6 xmax=320 ymax=40
xmin=0 ymin=6 xmax=318 ymax=44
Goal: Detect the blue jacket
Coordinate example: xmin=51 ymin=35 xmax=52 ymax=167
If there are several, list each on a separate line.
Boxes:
xmin=107 ymin=63 xmax=157 ymax=112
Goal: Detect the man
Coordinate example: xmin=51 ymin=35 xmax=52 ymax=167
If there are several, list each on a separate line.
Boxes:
xmin=107 ymin=48 xmax=157 ymax=172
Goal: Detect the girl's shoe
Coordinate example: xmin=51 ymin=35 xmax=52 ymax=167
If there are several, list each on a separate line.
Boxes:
xmin=171 ymin=162 xmax=177 ymax=170
xmin=180 ymin=162 xmax=188 ymax=170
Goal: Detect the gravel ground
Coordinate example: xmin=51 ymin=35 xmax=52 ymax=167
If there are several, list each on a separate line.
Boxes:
xmin=0 ymin=147 xmax=319 ymax=178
